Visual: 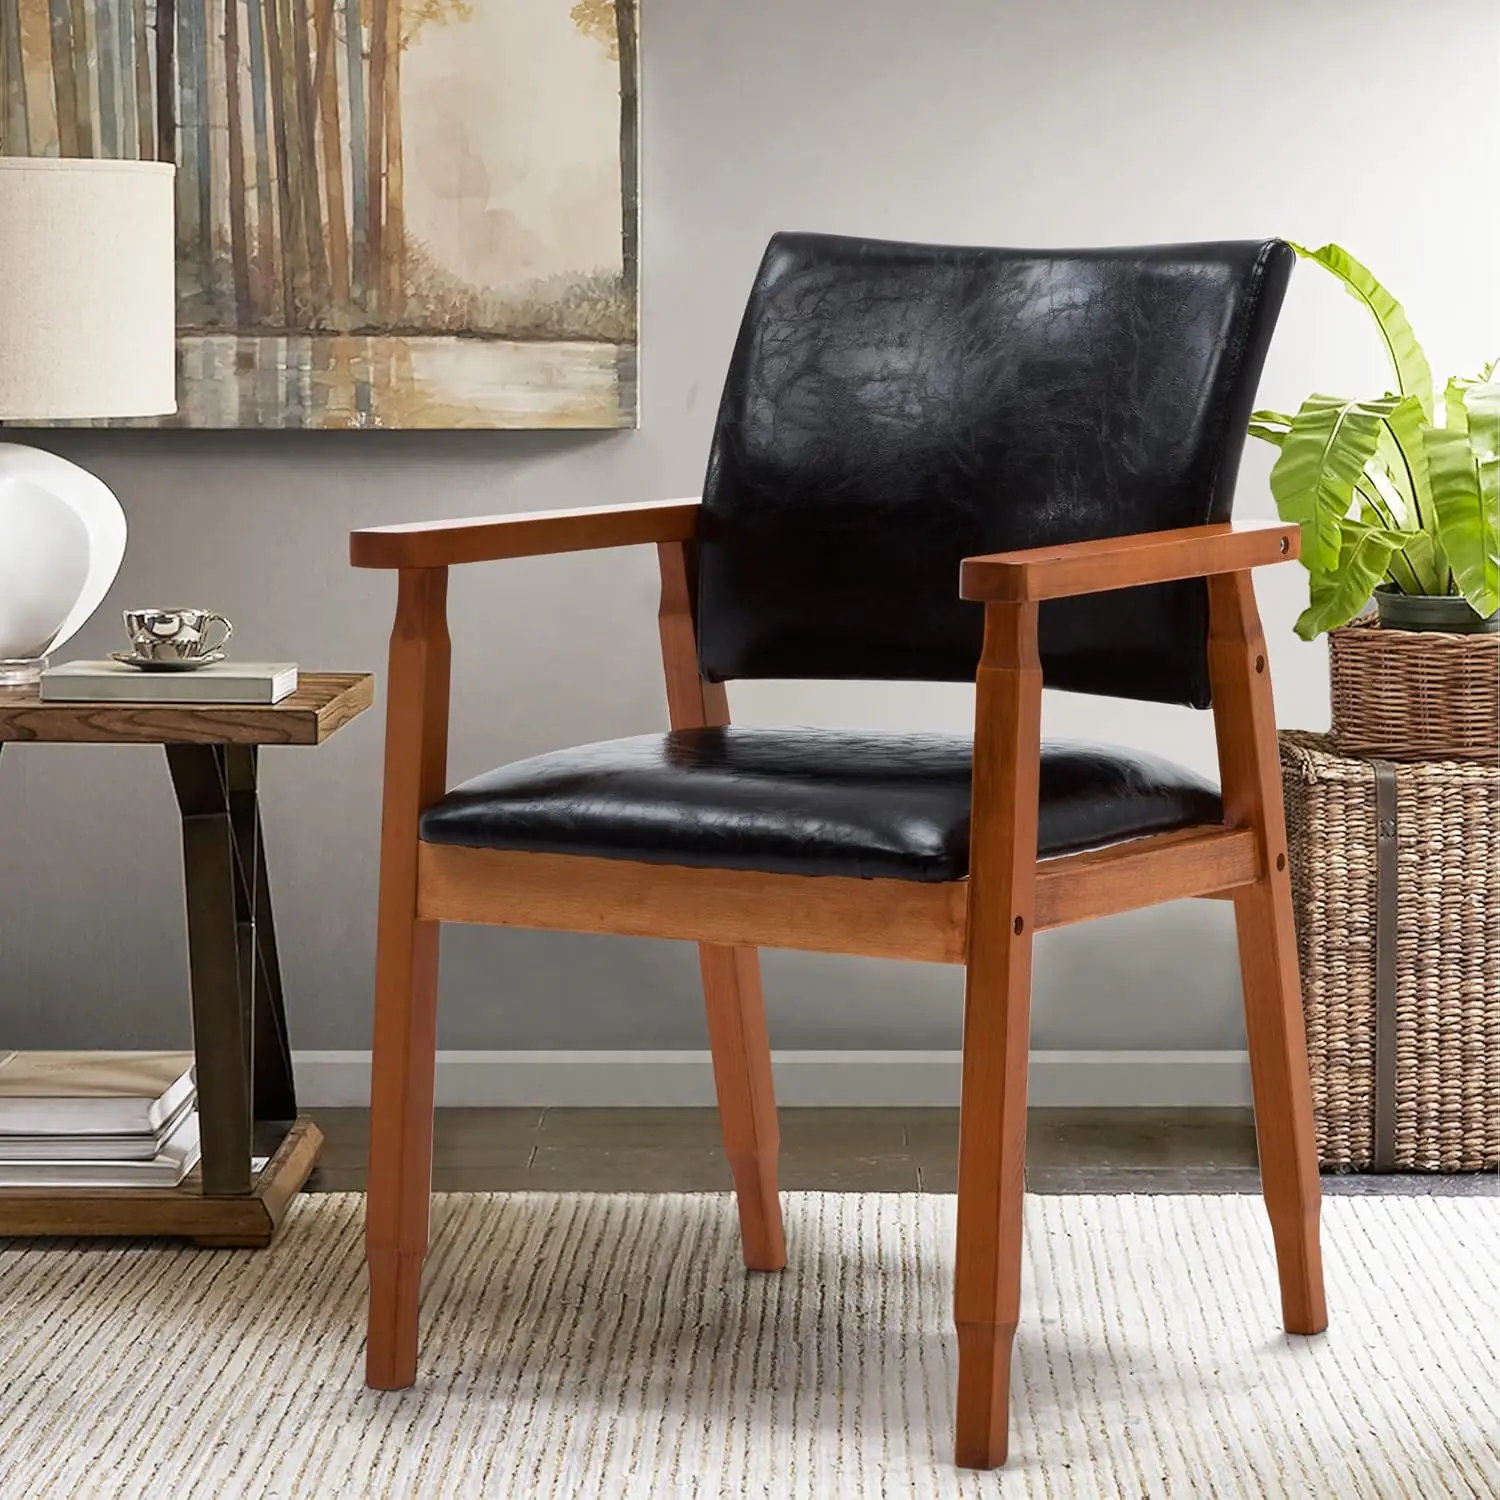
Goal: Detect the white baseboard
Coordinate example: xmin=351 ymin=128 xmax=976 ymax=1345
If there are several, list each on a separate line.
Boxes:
xmin=293 ymin=1049 xmax=1252 ymax=1109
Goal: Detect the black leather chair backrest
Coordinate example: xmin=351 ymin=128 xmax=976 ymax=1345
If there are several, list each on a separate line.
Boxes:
xmin=696 ymin=233 xmax=1294 ymax=708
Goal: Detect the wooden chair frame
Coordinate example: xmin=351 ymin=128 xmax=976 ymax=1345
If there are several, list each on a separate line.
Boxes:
xmin=350 ymin=499 xmax=1327 ymax=1470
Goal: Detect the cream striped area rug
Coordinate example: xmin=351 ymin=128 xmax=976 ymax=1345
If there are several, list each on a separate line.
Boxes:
xmin=1 ymin=1193 xmax=1496 ymax=1498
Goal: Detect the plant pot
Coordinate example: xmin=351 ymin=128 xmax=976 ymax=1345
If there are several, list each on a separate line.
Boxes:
xmin=1373 ymin=585 xmax=1500 ymax=635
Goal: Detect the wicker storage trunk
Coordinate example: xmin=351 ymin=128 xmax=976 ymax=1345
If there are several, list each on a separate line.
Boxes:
xmin=1280 ymin=732 xmax=1500 ymax=1172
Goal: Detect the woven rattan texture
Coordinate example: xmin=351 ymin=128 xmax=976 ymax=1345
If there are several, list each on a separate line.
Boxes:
xmin=1281 ymin=733 xmax=1499 ymax=1171
xmin=1330 ymin=621 xmax=1499 ymax=763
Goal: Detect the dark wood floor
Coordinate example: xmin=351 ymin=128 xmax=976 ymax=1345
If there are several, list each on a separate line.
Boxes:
xmin=305 ymin=1108 xmax=1499 ymax=1196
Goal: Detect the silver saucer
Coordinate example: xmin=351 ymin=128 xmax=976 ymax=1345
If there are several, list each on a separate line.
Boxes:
xmin=110 ymin=650 xmax=227 ymax=673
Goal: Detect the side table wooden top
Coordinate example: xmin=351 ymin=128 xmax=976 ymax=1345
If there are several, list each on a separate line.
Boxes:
xmin=0 ymin=672 xmax=375 ymax=746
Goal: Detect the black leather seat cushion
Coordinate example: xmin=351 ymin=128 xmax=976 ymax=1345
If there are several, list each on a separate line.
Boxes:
xmin=419 ymin=729 xmax=1222 ymax=883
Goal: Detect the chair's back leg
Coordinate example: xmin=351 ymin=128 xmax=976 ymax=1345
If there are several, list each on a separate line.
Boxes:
xmin=367 ymin=566 xmax=452 ymax=1388
xmin=953 ymin=600 xmax=1043 ymax=1470
xmin=1208 ymin=571 xmax=1327 ymax=1336
xmin=700 ymin=945 xmax=786 ymax=1269
xmin=658 ymin=541 xmax=785 ymax=1271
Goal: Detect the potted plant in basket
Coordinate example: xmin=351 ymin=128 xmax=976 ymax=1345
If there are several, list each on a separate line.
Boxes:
xmin=1265 ymin=253 xmax=1500 ymax=1179
xmin=1249 ymin=243 xmax=1499 ymax=638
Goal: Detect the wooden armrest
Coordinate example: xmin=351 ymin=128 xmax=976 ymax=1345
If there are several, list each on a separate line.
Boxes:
xmin=350 ymin=497 xmax=701 ymax=569
xmin=960 ymin=520 xmax=1298 ymax=603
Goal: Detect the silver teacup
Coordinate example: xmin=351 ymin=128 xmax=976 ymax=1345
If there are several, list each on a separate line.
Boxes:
xmin=123 ymin=608 xmax=233 ymax=662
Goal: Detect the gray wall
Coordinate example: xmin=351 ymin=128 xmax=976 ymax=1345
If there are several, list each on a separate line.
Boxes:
xmin=2 ymin=0 xmax=1496 ymax=1057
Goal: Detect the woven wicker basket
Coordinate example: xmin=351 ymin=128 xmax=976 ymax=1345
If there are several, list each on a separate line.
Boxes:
xmin=1330 ymin=619 xmax=1499 ymax=763
xmin=1280 ymin=732 xmax=1500 ymax=1172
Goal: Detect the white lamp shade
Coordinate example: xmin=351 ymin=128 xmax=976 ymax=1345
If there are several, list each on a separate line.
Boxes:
xmin=0 ymin=158 xmax=176 ymax=420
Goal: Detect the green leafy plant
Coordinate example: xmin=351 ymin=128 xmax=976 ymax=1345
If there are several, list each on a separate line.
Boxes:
xmin=1249 ymin=243 xmax=1500 ymax=638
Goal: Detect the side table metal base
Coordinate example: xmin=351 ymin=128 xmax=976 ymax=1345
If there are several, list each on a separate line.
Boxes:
xmin=167 ymin=743 xmax=298 ymax=1199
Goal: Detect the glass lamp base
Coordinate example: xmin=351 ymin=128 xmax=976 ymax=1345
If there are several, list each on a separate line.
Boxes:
xmin=0 ymin=656 xmax=47 ymax=687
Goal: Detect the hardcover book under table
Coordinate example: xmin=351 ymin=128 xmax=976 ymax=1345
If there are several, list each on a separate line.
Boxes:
xmin=0 ymin=674 xmax=374 ymax=1244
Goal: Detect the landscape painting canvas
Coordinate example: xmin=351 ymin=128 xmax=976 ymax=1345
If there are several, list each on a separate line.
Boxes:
xmin=0 ymin=0 xmax=639 ymax=428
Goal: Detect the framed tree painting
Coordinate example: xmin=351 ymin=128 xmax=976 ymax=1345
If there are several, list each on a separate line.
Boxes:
xmin=0 ymin=0 xmax=639 ymax=429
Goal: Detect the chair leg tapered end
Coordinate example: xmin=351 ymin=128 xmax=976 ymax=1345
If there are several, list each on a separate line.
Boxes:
xmin=1271 ymin=1210 xmax=1328 ymax=1336
xmin=366 ymin=1248 xmax=426 ymax=1389
xmin=727 ymin=1151 xmax=787 ymax=1272
xmin=953 ymin=1319 xmax=1016 ymax=1470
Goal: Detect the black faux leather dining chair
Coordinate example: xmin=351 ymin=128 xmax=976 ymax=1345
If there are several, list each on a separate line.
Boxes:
xmin=350 ymin=233 xmax=1327 ymax=1469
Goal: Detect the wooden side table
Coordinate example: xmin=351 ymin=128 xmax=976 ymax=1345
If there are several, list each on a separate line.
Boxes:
xmin=0 ymin=673 xmax=374 ymax=1245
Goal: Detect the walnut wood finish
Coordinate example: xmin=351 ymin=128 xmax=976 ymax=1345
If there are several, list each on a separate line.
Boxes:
xmin=1207 ymin=571 xmax=1327 ymax=1337
xmin=960 ymin=521 xmax=1298 ymax=602
xmin=952 ymin=600 xmax=1044 ymax=1468
xmin=415 ymin=826 xmax=1258 ymax=963
xmin=656 ymin=540 xmax=729 ymax=728
xmin=0 ymin=1118 xmax=323 ymax=1245
xmin=1034 ymin=824 xmax=1257 ymax=927
xmin=0 ymin=673 xmax=372 ymax=745
xmin=417 ymin=845 xmax=968 ymax=961
xmin=357 ymin=506 xmax=1323 ymax=1469
xmin=658 ymin=541 xmax=785 ymax=1271
xmin=349 ymin=498 xmax=701 ymax=570
xmin=366 ymin=568 xmax=452 ymax=1390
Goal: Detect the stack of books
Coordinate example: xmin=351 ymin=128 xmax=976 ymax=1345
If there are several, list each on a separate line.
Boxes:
xmin=0 ymin=1052 xmax=200 ymax=1188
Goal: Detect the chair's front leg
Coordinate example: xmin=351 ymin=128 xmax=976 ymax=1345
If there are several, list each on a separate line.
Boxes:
xmin=953 ymin=599 xmax=1043 ymax=1470
xmin=366 ymin=566 xmax=452 ymax=1389
xmin=1208 ymin=571 xmax=1327 ymax=1337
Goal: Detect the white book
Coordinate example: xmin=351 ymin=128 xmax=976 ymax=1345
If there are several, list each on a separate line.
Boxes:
xmin=0 ymin=1052 xmax=196 ymax=1137
xmin=0 ymin=1092 xmax=197 ymax=1162
xmin=40 ymin=660 xmax=298 ymax=705
xmin=0 ymin=1109 xmax=201 ymax=1189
